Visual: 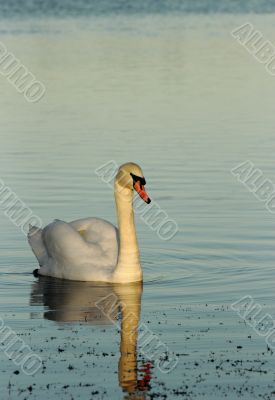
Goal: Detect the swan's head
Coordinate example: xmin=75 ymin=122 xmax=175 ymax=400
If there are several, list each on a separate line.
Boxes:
xmin=115 ymin=162 xmax=151 ymax=204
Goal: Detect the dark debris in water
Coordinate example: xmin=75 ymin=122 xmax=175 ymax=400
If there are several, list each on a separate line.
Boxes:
xmin=2 ymin=302 xmax=275 ymax=399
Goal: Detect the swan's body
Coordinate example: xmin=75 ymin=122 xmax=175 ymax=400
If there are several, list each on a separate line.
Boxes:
xmin=28 ymin=162 xmax=151 ymax=283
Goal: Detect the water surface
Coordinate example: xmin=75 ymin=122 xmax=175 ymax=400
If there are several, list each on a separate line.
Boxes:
xmin=0 ymin=7 xmax=275 ymax=399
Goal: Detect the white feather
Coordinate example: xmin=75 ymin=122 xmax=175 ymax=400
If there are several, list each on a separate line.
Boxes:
xmin=28 ymin=162 xmax=148 ymax=283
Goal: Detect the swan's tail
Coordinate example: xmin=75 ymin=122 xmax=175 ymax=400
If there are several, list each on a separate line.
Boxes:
xmin=28 ymin=225 xmax=48 ymax=266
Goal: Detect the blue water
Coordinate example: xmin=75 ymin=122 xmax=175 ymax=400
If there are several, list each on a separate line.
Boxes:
xmin=0 ymin=0 xmax=275 ymax=17
xmin=0 ymin=4 xmax=275 ymax=400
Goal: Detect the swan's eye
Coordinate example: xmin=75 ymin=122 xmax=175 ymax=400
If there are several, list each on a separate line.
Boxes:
xmin=130 ymin=173 xmax=146 ymax=186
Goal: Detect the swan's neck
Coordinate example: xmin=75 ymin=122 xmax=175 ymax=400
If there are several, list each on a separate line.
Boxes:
xmin=113 ymin=183 xmax=142 ymax=283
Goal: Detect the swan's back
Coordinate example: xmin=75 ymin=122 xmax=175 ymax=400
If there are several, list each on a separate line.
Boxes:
xmin=29 ymin=217 xmax=119 ymax=281
xmin=69 ymin=217 xmax=118 ymax=260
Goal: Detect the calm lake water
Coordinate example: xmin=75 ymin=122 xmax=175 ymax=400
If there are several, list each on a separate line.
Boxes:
xmin=0 ymin=3 xmax=275 ymax=399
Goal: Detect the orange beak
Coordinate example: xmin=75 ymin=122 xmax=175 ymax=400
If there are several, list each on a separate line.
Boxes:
xmin=134 ymin=181 xmax=151 ymax=204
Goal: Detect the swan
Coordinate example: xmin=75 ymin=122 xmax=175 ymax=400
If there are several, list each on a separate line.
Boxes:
xmin=28 ymin=162 xmax=151 ymax=283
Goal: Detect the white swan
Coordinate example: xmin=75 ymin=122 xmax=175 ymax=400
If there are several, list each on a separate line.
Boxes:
xmin=28 ymin=162 xmax=151 ymax=283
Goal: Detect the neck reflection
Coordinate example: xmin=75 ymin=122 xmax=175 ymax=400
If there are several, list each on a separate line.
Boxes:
xmin=30 ymin=278 xmax=152 ymax=398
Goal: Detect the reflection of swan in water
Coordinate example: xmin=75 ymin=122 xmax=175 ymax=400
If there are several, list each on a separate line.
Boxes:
xmin=30 ymin=278 xmax=152 ymax=398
